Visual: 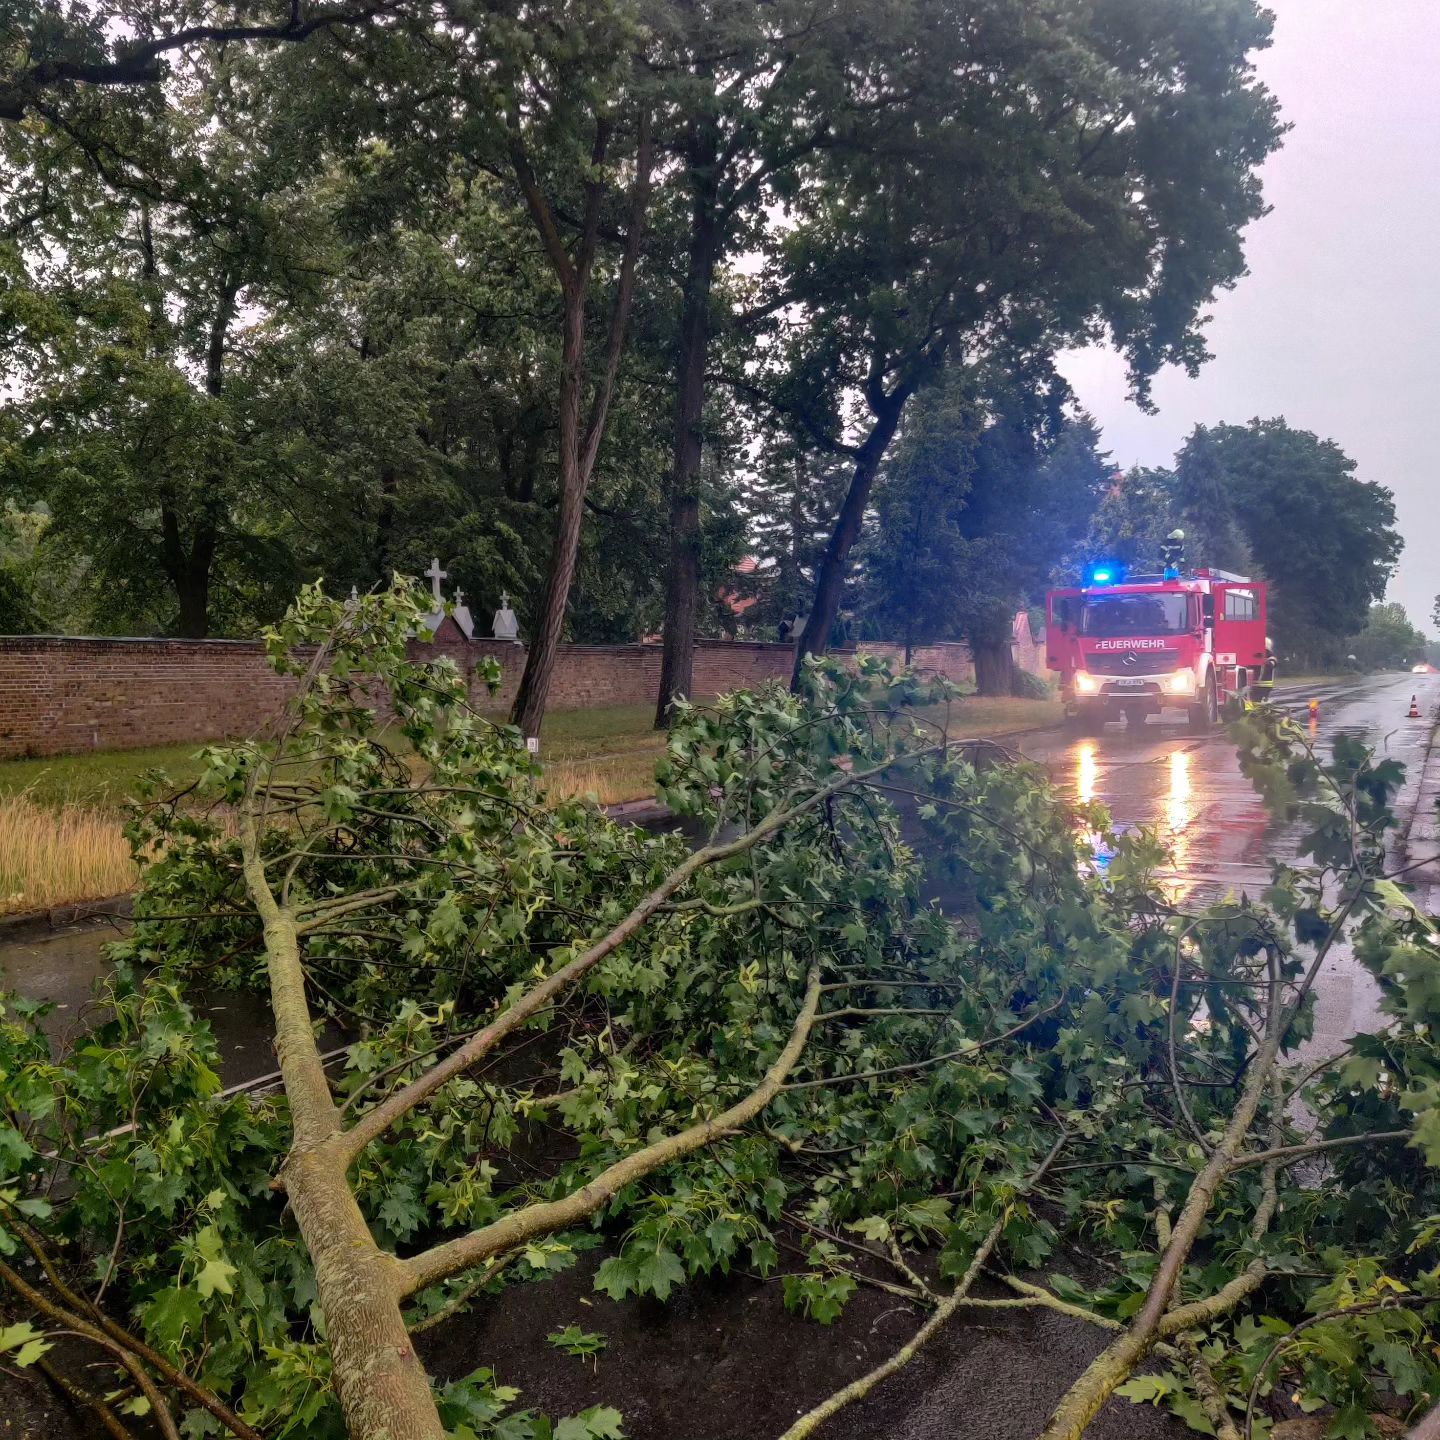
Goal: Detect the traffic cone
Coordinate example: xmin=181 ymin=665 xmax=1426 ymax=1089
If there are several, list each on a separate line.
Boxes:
xmin=1408 ymin=695 xmax=1422 ymax=719
xmin=1308 ymin=697 xmax=1319 ymax=718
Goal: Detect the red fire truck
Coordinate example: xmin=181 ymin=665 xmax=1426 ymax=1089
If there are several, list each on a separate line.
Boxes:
xmin=1045 ymin=566 xmax=1269 ymax=730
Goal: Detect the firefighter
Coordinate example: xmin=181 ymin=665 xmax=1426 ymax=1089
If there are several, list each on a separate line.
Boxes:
xmin=1252 ymin=639 xmax=1278 ymax=701
xmin=1160 ymin=528 xmax=1185 ymax=578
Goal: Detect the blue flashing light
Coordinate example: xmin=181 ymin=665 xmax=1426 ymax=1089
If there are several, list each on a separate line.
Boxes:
xmin=1086 ymin=561 xmax=1122 ymax=587
xmin=1091 ymin=568 xmax=1113 ymax=584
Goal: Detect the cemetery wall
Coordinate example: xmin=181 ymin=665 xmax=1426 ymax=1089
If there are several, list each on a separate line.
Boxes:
xmin=0 ymin=632 xmax=997 ymax=760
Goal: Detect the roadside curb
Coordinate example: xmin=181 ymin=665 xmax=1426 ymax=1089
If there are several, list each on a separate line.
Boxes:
xmin=1399 ymin=703 xmax=1440 ymax=905
xmin=0 ymin=893 xmax=133 ymax=939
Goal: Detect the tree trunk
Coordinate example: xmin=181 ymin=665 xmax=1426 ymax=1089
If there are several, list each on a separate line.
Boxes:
xmin=790 ymin=401 xmax=906 ymax=690
xmin=284 ymin=1150 xmax=443 ymax=1440
xmin=971 ymin=636 xmax=1014 ymax=696
xmin=174 ymin=556 xmax=213 ymax=638
xmin=161 ymin=506 xmax=216 ymax=639
xmin=242 ymin=840 xmax=446 ymax=1440
xmin=655 ymin=131 xmax=721 ymax=729
xmin=161 ymin=279 xmax=235 ymax=639
xmin=511 ymin=289 xmax=586 ymax=736
xmin=506 ymin=115 xmax=653 ymax=735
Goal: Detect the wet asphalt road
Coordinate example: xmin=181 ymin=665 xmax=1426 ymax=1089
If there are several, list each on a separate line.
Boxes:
xmin=1015 ymin=670 xmax=1440 ymax=1057
xmin=1019 ymin=671 xmax=1438 ymax=904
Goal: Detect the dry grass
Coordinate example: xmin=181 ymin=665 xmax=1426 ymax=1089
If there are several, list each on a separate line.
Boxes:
xmin=542 ymin=753 xmax=663 ymax=808
xmin=0 ymin=791 xmax=139 ymax=916
xmin=0 ymin=693 xmax=1066 ymax=914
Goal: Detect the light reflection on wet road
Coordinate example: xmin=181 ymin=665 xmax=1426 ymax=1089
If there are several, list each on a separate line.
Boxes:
xmin=1022 ymin=672 xmax=1436 ymax=905
xmin=1017 ymin=671 xmax=1439 ymax=1056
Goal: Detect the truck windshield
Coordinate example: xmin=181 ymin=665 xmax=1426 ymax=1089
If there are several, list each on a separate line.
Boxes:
xmin=1080 ymin=593 xmax=1189 ymax=637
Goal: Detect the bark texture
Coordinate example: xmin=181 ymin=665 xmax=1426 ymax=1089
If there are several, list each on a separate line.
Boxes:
xmin=654 ymin=121 xmax=720 ymax=729
xmin=510 ymin=117 xmax=653 ymax=736
xmin=970 ymin=636 xmax=1015 ymax=697
xmin=790 ymin=399 xmax=907 ymax=689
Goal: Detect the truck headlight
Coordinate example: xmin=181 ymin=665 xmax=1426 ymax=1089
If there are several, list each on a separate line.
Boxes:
xmin=1166 ymin=671 xmax=1196 ymax=694
xmin=1074 ymin=672 xmax=1100 ymax=694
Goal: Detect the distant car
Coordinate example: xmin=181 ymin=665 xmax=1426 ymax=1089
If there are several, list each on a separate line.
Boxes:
xmin=1413 ymin=663 xmax=1436 ymax=674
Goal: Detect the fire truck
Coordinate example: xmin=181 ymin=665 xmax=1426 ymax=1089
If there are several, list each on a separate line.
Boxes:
xmin=1045 ymin=564 xmax=1269 ymax=730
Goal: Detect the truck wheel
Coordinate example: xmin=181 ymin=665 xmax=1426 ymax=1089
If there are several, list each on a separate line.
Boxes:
xmin=1187 ymin=674 xmax=1219 ymax=731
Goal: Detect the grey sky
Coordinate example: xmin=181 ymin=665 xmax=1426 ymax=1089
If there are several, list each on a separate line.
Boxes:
xmin=1059 ymin=0 xmax=1438 ymax=636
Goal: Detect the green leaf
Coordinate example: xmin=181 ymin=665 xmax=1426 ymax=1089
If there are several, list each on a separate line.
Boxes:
xmin=142 ymin=1287 xmax=205 ymax=1348
xmin=633 ymin=1247 xmax=685 ymax=1302
xmin=1115 ymin=1375 xmax=1176 ymax=1405
xmin=593 ymin=1255 xmax=638 ymax=1301
xmin=0 ymin=1321 xmax=52 ymax=1367
xmin=555 ymin=1406 xmax=624 ymax=1440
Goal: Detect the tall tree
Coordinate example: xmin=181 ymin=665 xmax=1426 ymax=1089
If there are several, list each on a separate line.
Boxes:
xmin=860 ymin=375 xmax=1109 ymax=688
xmin=955 ymin=408 xmax=1111 ymax=694
xmin=752 ymin=0 xmax=1282 ymax=686
xmin=1174 ymin=424 xmax=1251 ymax=573
xmin=1349 ymin=602 xmax=1428 ymax=672
xmin=1200 ymin=419 xmax=1403 ymax=664
xmin=487 ymin=23 xmax=657 ymax=734
xmin=1 ymin=47 xmax=343 ymax=635
xmin=858 ymin=374 xmax=983 ymax=663
xmin=1067 ymin=466 xmax=1179 ymax=578
xmin=648 ymin=0 xmax=902 ymax=725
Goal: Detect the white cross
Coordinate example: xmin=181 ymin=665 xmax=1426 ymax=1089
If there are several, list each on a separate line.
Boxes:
xmin=454 ymin=587 xmax=465 ymax=607
xmin=500 ymin=590 xmax=511 ymax=610
xmin=424 ymin=557 xmax=447 ymax=607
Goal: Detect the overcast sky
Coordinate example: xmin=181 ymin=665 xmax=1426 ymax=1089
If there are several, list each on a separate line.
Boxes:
xmin=1059 ymin=0 xmax=1438 ymax=636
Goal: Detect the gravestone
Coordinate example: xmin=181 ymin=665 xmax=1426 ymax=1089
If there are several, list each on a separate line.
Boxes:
xmin=451 ymin=586 xmax=476 ymax=640
xmin=492 ymin=591 xmax=521 ymax=644
xmin=417 ymin=557 xmax=449 ymax=637
xmin=425 ymin=557 xmax=448 ymax=606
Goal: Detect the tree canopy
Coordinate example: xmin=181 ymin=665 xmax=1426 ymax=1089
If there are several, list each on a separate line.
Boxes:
xmin=1197 ymin=419 xmax=1403 ymax=664
xmin=1 ymin=0 xmax=1293 ymax=730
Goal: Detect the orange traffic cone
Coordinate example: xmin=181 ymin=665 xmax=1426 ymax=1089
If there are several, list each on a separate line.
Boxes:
xmin=1408 ymin=695 xmax=1422 ymax=718
xmin=1308 ymin=697 xmax=1319 ymax=717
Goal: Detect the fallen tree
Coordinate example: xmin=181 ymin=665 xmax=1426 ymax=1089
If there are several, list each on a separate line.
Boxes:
xmin=1 ymin=581 xmax=1436 ymax=1440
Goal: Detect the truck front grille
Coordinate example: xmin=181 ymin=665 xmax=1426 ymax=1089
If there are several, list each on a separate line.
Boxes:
xmin=1086 ymin=650 xmax=1180 ymax=676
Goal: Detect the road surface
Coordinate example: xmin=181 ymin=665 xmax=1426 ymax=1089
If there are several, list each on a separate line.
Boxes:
xmin=1014 ymin=670 xmax=1439 ymax=1055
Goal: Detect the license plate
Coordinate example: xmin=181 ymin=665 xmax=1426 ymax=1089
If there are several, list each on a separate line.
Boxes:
xmin=1111 ymin=678 xmax=1146 ymax=689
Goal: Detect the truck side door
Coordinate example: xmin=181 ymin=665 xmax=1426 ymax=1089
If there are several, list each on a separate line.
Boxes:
xmin=1213 ymin=584 xmax=1267 ymax=686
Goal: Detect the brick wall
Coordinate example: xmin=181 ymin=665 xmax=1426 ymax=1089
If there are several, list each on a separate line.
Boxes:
xmin=0 ymin=637 xmax=297 ymax=760
xmin=0 ymin=629 xmax=990 ymax=760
